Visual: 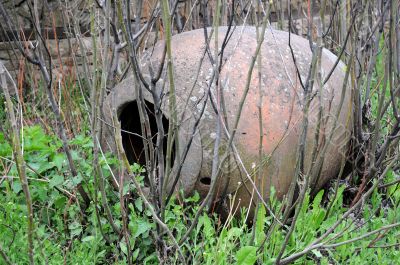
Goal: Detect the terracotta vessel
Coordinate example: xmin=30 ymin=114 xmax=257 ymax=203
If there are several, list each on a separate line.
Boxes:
xmin=102 ymin=27 xmax=352 ymax=213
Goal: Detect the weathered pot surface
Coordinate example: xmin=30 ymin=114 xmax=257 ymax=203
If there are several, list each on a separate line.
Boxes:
xmin=102 ymin=26 xmax=352 ymax=214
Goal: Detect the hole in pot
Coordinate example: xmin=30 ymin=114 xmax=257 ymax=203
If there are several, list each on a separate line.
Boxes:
xmin=200 ymin=177 xmax=211 ymax=185
xmin=119 ymin=100 xmax=175 ymax=167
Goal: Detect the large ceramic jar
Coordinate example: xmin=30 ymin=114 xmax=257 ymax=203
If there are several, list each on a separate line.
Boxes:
xmin=102 ymin=26 xmax=352 ymax=213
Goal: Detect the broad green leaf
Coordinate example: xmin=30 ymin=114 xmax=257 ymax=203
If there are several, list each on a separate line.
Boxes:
xmin=329 ymin=185 xmax=346 ymax=213
xmin=23 ymin=126 xmax=52 ymax=151
xmin=72 ymin=174 xmax=83 ymax=186
xmin=184 ymin=192 xmax=200 ymax=203
xmin=70 ymin=134 xmax=85 ymax=145
xmin=12 ymin=181 xmax=22 ymax=193
xmin=82 ymin=235 xmax=94 ymax=242
xmin=54 ymin=196 xmax=66 ymax=208
xmin=133 ymin=219 xmax=152 ymax=238
xmin=227 ymin=227 xmax=241 ymax=240
xmin=96 ymin=250 xmax=107 ymax=259
xmin=120 ymin=241 xmax=127 ymax=255
xmin=314 ymin=210 xmax=326 ymax=229
xmin=132 ymin=248 xmax=140 ymax=261
xmin=236 ymin=246 xmax=257 ymax=265
xmin=52 ymin=153 xmax=65 ymax=171
xmin=68 ymin=221 xmax=82 ymax=237
xmin=216 ymin=250 xmax=227 ymax=265
xmin=312 ymin=249 xmax=323 ymax=258
xmin=255 ymin=204 xmax=266 ymax=245
xmin=0 ymin=133 xmax=12 ymax=156
xmin=134 ymin=198 xmax=143 ymax=212
xmin=122 ymin=183 xmax=130 ymax=195
xmin=50 ymin=175 xmax=64 ymax=188
xmin=313 ymin=190 xmax=324 ymax=210
xmin=29 ymin=161 xmax=54 ymax=174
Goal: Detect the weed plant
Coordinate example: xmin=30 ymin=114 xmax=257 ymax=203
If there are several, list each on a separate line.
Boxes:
xmin=0 ymin=125 xmax=399 ymax=264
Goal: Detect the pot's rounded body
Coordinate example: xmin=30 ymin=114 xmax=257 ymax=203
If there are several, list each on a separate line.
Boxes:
xmin=102 ymin=27 xmax=352 ymax=213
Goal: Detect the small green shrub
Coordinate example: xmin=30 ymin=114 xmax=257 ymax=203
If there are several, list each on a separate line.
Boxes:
xmin=1 ymin=126 xmax=399 ymax=264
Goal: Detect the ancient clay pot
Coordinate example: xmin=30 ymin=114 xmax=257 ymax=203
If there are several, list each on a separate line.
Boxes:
xmin=102 ymin=27 xmax=352 ymax=213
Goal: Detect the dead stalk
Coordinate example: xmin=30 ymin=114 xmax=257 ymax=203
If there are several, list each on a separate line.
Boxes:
xmin=1 ymin=63 xmax=35 ymax=264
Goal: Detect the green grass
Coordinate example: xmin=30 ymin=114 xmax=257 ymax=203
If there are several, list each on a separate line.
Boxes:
xmin=0 ymin=125 xmax=399 ymax=264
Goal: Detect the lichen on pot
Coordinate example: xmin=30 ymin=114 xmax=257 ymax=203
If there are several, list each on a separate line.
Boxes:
xmin=101 ymin=26 xmax=352 ymax=215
